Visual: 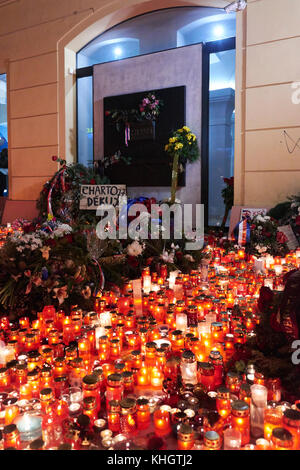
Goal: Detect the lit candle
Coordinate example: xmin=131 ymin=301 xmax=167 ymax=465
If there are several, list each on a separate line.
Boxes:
xmin=143 ymin=275 xmax=152 ymax=294
xmin=274 ymin=265 xmax=283 ymax=276
xmin=100 ymin=311 xmax=112 ymax=328
xmin=153 ymin=409 xmax=170 ymax=435
xmin=223 ymin=428 xmax=242 ymax=450
xmin=250 ymin=384 xmax=268 ymax=439
xmin=3 ymin=398 xmax=19 ymax=425
xmin=176 ymin=313 xmax=188 ymax=333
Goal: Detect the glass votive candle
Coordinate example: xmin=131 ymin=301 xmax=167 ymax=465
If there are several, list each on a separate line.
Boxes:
xmin=271 ymin=427 xmax=293 ymax=450
xmin=223 ymin=428 xmax=242 ymax=450
xmin=3 ymin=397 xmax=19 ymax=425
xmin=0 ymin=367 xmax=11 ymax=390
xmin=282 ymin=408 xmax=300 ymax=450
xmin=231 ymin=400 xmax=250 ymax=446
xmin=216 ymin=387 xmax=231 ymax=419
xmin=256 ymin=438 xmax=270 ymax=450
xmin=154 ymin=409 xmax=171 ymax=435
xmin=264 ymin=406 xmax=282 ymax=440
xmin=177 ymin=424 xmax=195 ymax=450
xmin=3 ymin=423 xmax=21 ymax=449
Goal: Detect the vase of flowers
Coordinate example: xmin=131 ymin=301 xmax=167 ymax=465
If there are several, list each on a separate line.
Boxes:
xmin=165 ymin=126 xmax=200 ymax=204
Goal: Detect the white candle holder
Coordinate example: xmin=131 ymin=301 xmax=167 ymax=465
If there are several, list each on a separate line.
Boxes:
xmin=99 ymin=311 xmax=112 ymax=328
xmin=176 ymin=313 xmax=188 ymax=333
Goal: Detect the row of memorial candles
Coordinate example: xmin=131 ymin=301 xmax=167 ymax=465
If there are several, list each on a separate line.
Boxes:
xmin=0 ymin=247 xmax=299 ymax=449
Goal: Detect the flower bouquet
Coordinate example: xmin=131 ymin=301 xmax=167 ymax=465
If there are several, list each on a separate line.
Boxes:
xmin=164 ymin=126 xmax=200 ymax=204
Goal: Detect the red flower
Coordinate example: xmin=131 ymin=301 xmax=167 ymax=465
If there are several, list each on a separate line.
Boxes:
xmin=52 ymin=155 xmax=58 ymax=161
xmin=277 ymin=231 xmax=288 ymax=244
xmin=23 ymin=223 xmax=35 ymax=234
xmin=127 ymin=256 xmax=139 ymax=268
xmin=105 ymin=111 xmax=111 ymax=117
xmin=65 ymin=234 xmax=73 ymax=244
xmin=90 ymin=179 xmax=96 ymax=184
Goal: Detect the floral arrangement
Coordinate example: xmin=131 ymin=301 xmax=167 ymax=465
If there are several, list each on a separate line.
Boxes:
xmin=268 ymin=193 xmax=300 ymax=245
xmin=139 ymin=92 xmax=163 ymax=121
xmin=164 ymin=126 xmax=199 ymax=164
xmin=164 ymin=126 xmax=200 ymax=204
xmin=221 ymin=176 xmax=234 ymax=227
xmin=116 ymin=196 xmax=206 ymax=279
xmin=37 ymin=157 xmax=109 ymax=227
xmin=102 ymin=150 xmax=132 ymax=169
xmin=0 ymin=219 xmax=101 ymax=317
xmin=247 ymin=213 xmax=289 ymax=257
xmin=105 ymin=91 xmax=163 ymax=132
xmin=241 ymin=272 xmax=300 ymax=400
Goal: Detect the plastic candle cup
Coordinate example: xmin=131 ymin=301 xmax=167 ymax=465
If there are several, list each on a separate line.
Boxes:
xmin=250 ymin=384 xmax=268 ymax=439
xmin=176 ymin=313 xmax=188 ymax=333
xmin=14 ymin=413 xmax=42 ymax=442
xmin=223 ymin=428 xmax=242 ymax=450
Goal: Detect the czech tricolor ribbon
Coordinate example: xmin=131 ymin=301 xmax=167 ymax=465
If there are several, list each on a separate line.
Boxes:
xmin=238 ymin=218 xmax=251 ymax=246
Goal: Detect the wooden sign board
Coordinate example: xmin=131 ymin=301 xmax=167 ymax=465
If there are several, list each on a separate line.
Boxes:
xmin=80 ymin=185 xmax=126 ymax=210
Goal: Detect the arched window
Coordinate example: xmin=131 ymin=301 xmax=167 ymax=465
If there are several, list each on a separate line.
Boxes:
xmin=76 ymin=6 xmax=236 ymax=226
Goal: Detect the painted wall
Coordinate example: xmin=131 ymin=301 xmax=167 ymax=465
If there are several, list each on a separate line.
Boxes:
xmin=0 ymin=0 xmax=226 ymax=202
xmin=234 ymin=0 xmax=300 ymax=208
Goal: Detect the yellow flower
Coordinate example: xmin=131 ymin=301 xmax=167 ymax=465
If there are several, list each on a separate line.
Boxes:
xmin=165 ymin=144 xmax=169 ymax=151
xmin=191 ymin=134 xmax=196 ymax=141
xmin=187 ymin=133 xmax=192 ymax=141
xmin=175 ymin=143 xmax=183 ymax=151
xmin=177 ymin=129 xmax=183 ymax=133
xmin=169 ymin=137 xmax=177 ymax=143
xmin=182 ymin=126 xmax=190 ymax=132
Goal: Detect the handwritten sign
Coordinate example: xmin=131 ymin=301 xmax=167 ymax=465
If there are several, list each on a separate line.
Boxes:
xmin=80 ymin=185 xmax=126 ymax=210
xmin=241 ymin=208 xmax=268 ymax=219
xmin=278 ymin=224 xmax=299 ymax=251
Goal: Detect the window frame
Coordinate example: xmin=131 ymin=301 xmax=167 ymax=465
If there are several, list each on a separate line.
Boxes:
xmin=201 ymin=36 xmax=236 ymax=228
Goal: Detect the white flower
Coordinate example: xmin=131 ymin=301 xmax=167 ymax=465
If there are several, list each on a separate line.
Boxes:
xmin=52 ymin=224 xmax=73 ymax=238
xmin=160 ymin=251 xmax=174 ymax=264
xmin=127 ymin=240 xmax=144 ymax=257
xmin=171 ymin=243 xmax=180 ymax=250
xmin=184 ymin=254 xmax=195 ymax=262
xmin=256 ymin=245 xmax=267 ymax=254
